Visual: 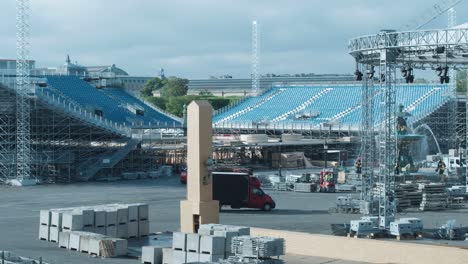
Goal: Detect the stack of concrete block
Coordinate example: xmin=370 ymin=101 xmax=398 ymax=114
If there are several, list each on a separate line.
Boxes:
xmin=39 ymin=203 xmax=149 ymax=243
xmin=58 ymin=230 xmax=127 ymax=257
xmin=420 ymin=193 xmax=448 ymax=211
xmin=167 ymin=224 xmax=251 ymax=264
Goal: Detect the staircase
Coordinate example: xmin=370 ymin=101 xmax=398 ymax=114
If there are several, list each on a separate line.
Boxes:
xmin=214 ymin=88 xmax=285 ymax=124
xmin=76 ymin=138 xmax=142 ymax=181
xmin=271 ymin=88 xmax=332 ymax=122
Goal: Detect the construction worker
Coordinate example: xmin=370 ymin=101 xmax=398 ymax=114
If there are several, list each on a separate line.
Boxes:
xmin=355 ymin=158 xmax=362 ymax=174
xmin=435 ymin=159 xmax=446 ymax=175
xmin=394 ymin=161 xmax=400 ymax=175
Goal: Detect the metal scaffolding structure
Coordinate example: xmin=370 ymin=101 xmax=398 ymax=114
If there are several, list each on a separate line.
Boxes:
xmin=15 ymin=0 xmax=33 ymax=184
xmin=359 ymin=64 xmax=375 ymax=205
xmin=251 ymin=20 xmax=259 ymax=95
xmin=349 ymin=26 xmax=468 ymax=228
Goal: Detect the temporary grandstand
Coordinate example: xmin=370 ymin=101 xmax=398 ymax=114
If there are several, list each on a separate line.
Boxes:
xmin=0 ymin=75 xmax=183 ymax=183
xmin=213 ymin=83 xmax=460 ymax=154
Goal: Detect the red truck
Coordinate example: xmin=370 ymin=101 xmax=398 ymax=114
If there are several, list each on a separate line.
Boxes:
xmin=181 ymin=167 xmax=275 ymax=211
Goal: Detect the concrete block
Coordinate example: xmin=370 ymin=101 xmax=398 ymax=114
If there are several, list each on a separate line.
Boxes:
xmin=128 ymin=204 xmax=139 ymax=222
xmin=112 ymin=238 xmax=128 ymax=256
xmin=62 ymin=212 xmax=83 ymax=231
xmin=138 ymin=204 xmax=149 ymax=220
xmin=162 ymin=248 xmax=173 ymax=264
xmin=213 ymin=230 xmax=238 ymax=254
xmin=172 ymin=232 xmax=187 ymax=251
xmin=59 ymin=231 xmax=70 ymax=249
xmin=117 ymin=223 xmax=128 ymax=238
xmin=141 ymin=246 xmax=164 ymax=264
xmin=105 ymin=210 xmax=117 ymax=227
xmin=40 ymin=210 xmax=51 ymax=226
xmin=49 ymin=226 xmax=60 ymax=243
xmin=69 ymin=232 xmax=81 ymax=251
xmin=139 ymin=220 xmax=150 ymax=237
xmin=106 ymin=225 xmax=117 ymax=237
xmin=81 ymin=209 xmax=94 ymax=227
xmin=226 ymin=226 xmax=249 ymax=236
xmin=94 ymin=210 xmax=106 ymax=228
xmin=38 ymin=224 xmax=50 ymax=241
xmin=117 ymin=207 xmax=129 ymax=225
xmin=200 ymin=235 xmax=225 ymax=255
xmin=128 ymin=221 xmax=138 ymax=238
xmin=186 ymin=233 xmax=201 ymax=252
xmin=172 ymin=250 xmax=186 ymax=264
xmin=186 ymin=251 xmax=199 ymax=263
xmin=80 ymin=234 xmax=91 ymax=253
xmin=51 ymin=210 xmax=67 ymax=227
xmin=94 ymin=226 xmax=106 ymax=235
xmin=199 ymin=253 xmax=224 ymax=263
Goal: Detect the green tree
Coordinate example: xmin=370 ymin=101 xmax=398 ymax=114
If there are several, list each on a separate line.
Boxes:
xmin=160 ymin=78 xmax=189 ymax=97
xmin=199 ymin=89 xmax=213 ymax=96
xmin=141 ymin=77 xmax=167 ymax=97
xmin=145 ymin=97 xmax=167 ymax=111
xmin=456 ymin=70 xmax=467 ymax=93
xmin=165 ymin=96 xmax=195 ymax=116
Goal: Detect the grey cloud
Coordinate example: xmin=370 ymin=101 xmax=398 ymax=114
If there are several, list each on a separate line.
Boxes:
xmin=0 ymin=0 xmax=467 ymax=78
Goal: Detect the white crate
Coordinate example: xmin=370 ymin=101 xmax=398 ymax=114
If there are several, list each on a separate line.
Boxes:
xmin=40 ymin=210 xmax=51 ymax=226
xmin=172 ymin=250 xmax=186 ymax=264
xmin=81 ymin=209 xmax=94 ymax=227
xmin=80 ymin=234 xmax=91 ymax=253
xmin=141 ymin=246 xmax=164 ymax=264
xmin=128 ymin=221 xmax=138 ymax=238
xmin=200 ymin=236 xmax=225 ymax=255
xmin=59 ymin=231 xmax=70 ymax=249
xmin=62 ymin=212 xmax=83 ymax=231
xmin=162 ymin=248 xmax=173 ymax=264
xmin=138 ymin=204 xmax=149 ymax=221
xmin=51 ymin=210 xmax=67 ymax=227
xmin=69 ymin=232 xmax=81 ymax=251
xmin=186 ymin=252 xmax=199 ymax=263
xmin=117 ymin=208 xmax=129 ymax=225
xmin=106 ymin=225 xmax=117 ymax=237
xmin=49 ymin=226 xmax=60 ymax=243
xmin=186 ymin=233 xmax=201 ymax=252
xmin=94 ymin=210 xmax=106 ymax=228
xmin=172 ymin=232 xmax=187 ymax=251
xmin=105 ymin=210 xmax=117 ymax=227
xmin=128 ymin=204 xmax=139 ymax=222
xmin=139 ymin=220 xmax=149 ymax=237
xmin=117 ymin=223 xmax=128 ymax=239
xmin=38 ymin=224 xmax=49 ymax=241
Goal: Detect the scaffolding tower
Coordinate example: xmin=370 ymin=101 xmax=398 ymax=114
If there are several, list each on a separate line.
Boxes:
xmin=251 ymin=20 xmax=259 ymax=96
xmin=15 ymin=0 xmax=33 ymax=184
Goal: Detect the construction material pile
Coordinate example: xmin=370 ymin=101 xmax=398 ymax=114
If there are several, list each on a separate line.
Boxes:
xmin=39 ymin=203 xmax=149 ymax=257
xmin=395 ymin=183 xmax=422 ymax=209
xmin=418 ymin=183 xmax=447 ymax=211
xmin=158 ymin=224 xmax=285 ymax=264
xmin=293 ymin=183 xmax=315 ymax=192
xmin=231 ymin=236 xmax=285 ymax=258
xmin=329 ymin=195 xmax=360 ymax=213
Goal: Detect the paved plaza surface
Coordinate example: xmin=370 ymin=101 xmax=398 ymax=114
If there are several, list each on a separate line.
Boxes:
xmin=1 ymin=177 xmax=467 ymax=263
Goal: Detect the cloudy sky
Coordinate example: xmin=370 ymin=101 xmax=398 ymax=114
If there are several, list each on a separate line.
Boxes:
xmin=1 ymin=0 xmax=467 ymax=78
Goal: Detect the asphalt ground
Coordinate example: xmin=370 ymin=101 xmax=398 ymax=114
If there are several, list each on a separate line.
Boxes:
xmin=1 ymin=177 xmax=467 ymax=263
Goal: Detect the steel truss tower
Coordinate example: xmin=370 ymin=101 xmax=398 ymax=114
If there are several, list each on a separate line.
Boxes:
xmin=360 ymin=64 xmax=375 ymax=207
xmin=15 ymin=0 xmax=33 ymax=183
xmin=377 ymin=48 xmax=398 ymax=229
xmin=251 ymin=20 xmax=259 ymax=95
